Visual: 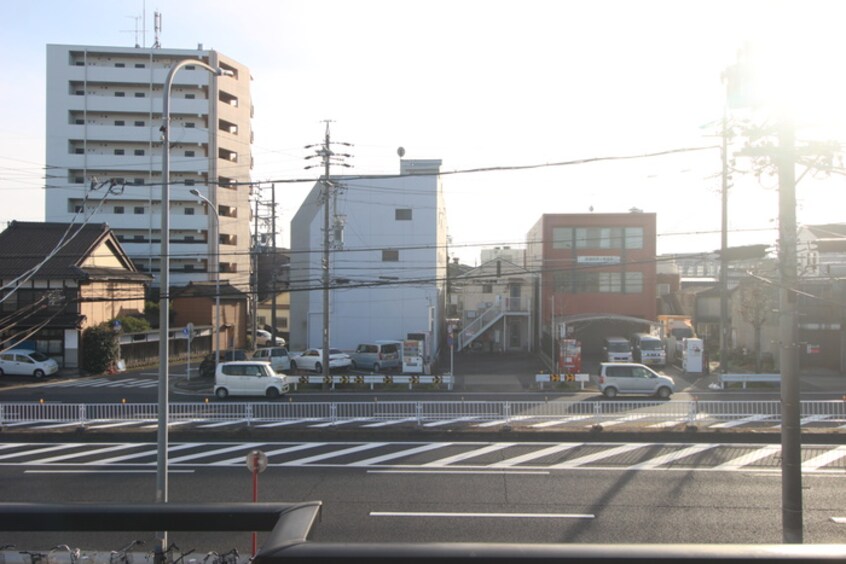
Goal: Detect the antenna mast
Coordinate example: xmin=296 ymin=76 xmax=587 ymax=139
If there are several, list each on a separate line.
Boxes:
xmin=153 ymin=11 xmax=162 ymax=48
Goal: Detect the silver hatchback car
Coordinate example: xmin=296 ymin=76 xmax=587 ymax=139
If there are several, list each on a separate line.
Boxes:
xmin=595 ymin=362 xmax=675 ymax=399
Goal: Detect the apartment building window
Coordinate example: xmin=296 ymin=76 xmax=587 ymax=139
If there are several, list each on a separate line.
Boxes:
xmin=134 ymin=121 xmax=145 ymax=127
xmin=74 ymin=90 xmax=84 ymax=96
xmin=115 ymin=120 xmax=125 ymax=126
xmin=395 ymin=209 xmax=412 ymax=221
xmin=482 ymin=284 xmax=493 ymax=294
xmin=185 ymin=94 xmax=195 ymax=99
xmin=134 ymin=178 xmax=144 ymax=185
xmin=185 ymin=122 xmax=196 ymax=128
xmin=184 ymin=264 xmax=195 ymax=272
xmin=624 ymin=272 xmax=644 ymax=293
xmin=74 ymin=177 xmax=84 ymax=184
xmin=114 ymin=149 xmax=125 ymax=155
xmin=114 ymin=92 xmax=126 ymax=97
xmin=184 ymin=208 xmax=195 ymax=215
xmin=114 ymin=206 xmax=124 ymax=214
xmin=73 ymin=205 xmax=83 ymax=213
xmin=624 ymin=227 xmax=644 ymax=249
xmin=134 ymin=149 xmax=145 ymax=156
xmin=134 ymin=63 xmax=145 ymax=69
xmin=74 ymin=119 xmax=84 ymax=125
xmin=134 ymin=92 xmax=145 ymax=98
xmin=115 ymin=63 xmax=125 ymax=68
xmin=184 ymin=179 xmax=195 ymax=186
xmin=134 ymin=206 xmax=144 ymax=214
xmin=185 ymin=65 xmax=196 ymax=70
xmin=74 ymin=148 xmax=84 ymax=155
xmin=382 ymin=249 xmax=399 ymax=262
xmin=185 ymin=150 xmax=195 ymax=157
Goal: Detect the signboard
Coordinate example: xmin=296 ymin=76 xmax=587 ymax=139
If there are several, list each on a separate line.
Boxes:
xmin=577 ymin=256 xmax=621 ymax=264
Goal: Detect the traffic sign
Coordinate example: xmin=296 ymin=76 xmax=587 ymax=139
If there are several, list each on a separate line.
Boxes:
xmin=245 ymin=450 xmax=268 ymax=473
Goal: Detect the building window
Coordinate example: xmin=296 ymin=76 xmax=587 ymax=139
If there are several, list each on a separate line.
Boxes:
xmin=74 ymin=119 xmax=84 ymax=125
xmin=624 ymin=227 xmax=644 ymax=249
xmin=114 ymin=120 xmax=125 ymax=126
xmin=114 ymin=206 xmax=124 ymax=214
xmin=115 ymin=63 xmax=125 ymax=68
xmin=74 ymin=90 xmax=84 ymax=96
xmin=114 ymin=92 xmax=126 ymax=97
xmin=134 ymin=92 xmax=145 ymax=98
xmin=74 ymin=148 xmax=84 ymax=155
xmin=134 ymin=63 xmax=145 ymax=69
xmin=74 ymin=177 xmax=84 ymax=184
xmin=185 ymin=93 xmax=196 ymax=99
xmin=185 ymin=122 xmax=196 ymax=128
xmin=134 ymin=149 xmax=145 ymax=156
xmin=482 ymin=284 xmax=493 ymax=294
xmin=134 ymin=178 xmax=144 ymax=185
xmin=134 ymin=121 xmax=145 ymax=127
xmin=134 ymin=206 xmax=144 ymax=214
xmin=185 ymin=150 xmax=195 ymax=157
xmin=184 ymin=179 xmax=195 ymax=186
xmin=624 ymin=272 xmax=644 ymax=293
xmin=184 ymin=264 xmax=195 ymax=272
xmin=552 ymin=227 xmax=574 ymax=249
xmin=382 ymin=249 xmax=399 ymax=262
xmin=184 ymin=208 xmax=195 ymax=215
xmin=395 ymin=209 xmax=412 ymax=221
xmin=599 ymin=272 xmax=622 ymax=293
xmin=114 ymin=149 xmax=125 ymax=155
xmin=185 ymin=65 xmax=196 ymax=70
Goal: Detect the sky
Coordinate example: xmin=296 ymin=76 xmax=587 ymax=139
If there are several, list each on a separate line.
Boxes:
xmin=2 ymin=0 xmax=846 ymax=265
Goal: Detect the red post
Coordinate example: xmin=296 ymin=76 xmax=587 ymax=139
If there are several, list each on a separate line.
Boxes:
xmin=252 ymin=453 xmax=259 ymax=556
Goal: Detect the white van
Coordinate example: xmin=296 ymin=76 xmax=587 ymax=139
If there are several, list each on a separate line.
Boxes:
xmin=631 ymin=333 xmax=667 ymax=367
xmin=214 ymin=361 xmax=289 ymax=400
xmin=602 ymin=337 xmax=633 ymax=362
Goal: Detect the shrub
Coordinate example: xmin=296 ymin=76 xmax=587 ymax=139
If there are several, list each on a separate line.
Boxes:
xmin=81 ymin=323 xmax=120 ymax=374
xmin=113 ymin=315 xmax=150 ymax=333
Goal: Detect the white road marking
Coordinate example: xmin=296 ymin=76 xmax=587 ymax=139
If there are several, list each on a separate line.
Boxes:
xmin=530 ymin=416 xmax=592 ymax=428
xmin=255 ymin=419 xmax=321 ymax=428
xmin=367 ymin=469 xmax=550 ymax=475
xmin=213 ymin=443 xmax=326 ymax=466
xmin=309 ymin=418 xmax=373 ymax=428
xmin=362 ymin=418 xmax=419 ymax=428
xmin=802 ymin=445 xmax=846 ymax=472
xmin=489 ymin=443 xmax=583 ymax=467
xmin=422 ymin=444 xmax=514 ymax=467
xmin=550 ymin=443 xmax=648 ymax=469
xmin=280 ymin=443 xmax=387 ymax=466
xmin=713 ymin=445 xmax=782 ymax=471
xmin=370 ymin=511 xmax=594 ymax=519
xmin=169 ymin=443 xmax=265 ymax=464
xmin=27 ymin=443 xmax=139 ymax=464
xmin=709 ymin=414 xmax=771 ymax=429
xmin=94 ymin=442 xmax=201 ymax=464
xmin=423 ymin=416 xmax=481 ymax=428
xmin=627 ymin=444 xmax=718 ymax=470
xmin=0 ymin=443 xmax=79 ymax=460
xmin=351 ymin=443 xmax=449 ymax=466
xmin=831 ymin=517 xmax=846 ymax=524
xmin=25 ymin=469 xmax=195 ymax=474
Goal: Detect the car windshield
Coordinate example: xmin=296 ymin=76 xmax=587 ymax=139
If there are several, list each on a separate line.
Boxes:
xmin=3 ymin=0 xmax=840 ymax=558
xmin=27 ymin=352 xmax=49 ymax=362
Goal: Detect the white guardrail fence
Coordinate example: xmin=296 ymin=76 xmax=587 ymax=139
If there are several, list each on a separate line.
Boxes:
xmin=290 ymin=374 xmax=453 ymax=391
xmin=0 ymin=400 xmax=844 ymax=429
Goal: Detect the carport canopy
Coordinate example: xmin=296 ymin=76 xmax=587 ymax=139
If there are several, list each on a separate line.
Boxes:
xmin=556 ymin=314 xmax=660 ymax=356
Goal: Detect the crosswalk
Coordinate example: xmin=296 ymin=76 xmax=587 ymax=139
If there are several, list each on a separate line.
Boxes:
xmin=2 ymin=440 xmax=846 ymax=474
xmin=37 ymin=377 xmax=159 ymax=390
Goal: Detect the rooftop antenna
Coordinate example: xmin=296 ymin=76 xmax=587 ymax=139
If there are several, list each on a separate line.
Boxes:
xmin=153 ymin=10 xmax=162 ymax=48
xmin=122 ymin=14 xmax=142 ymax=48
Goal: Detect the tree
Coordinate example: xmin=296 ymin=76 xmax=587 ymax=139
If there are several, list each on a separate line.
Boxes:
xmin=81 ymin=323 xmax=119 ymax=375
xmin=738 ymin=276 xmax=776 ymax=373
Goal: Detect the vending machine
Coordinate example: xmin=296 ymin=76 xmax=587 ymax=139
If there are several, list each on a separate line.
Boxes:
xmin=559 ymin=339 xmax=582 ymax=374
xmin=682 ymin=337 xmax=704 ymax=374
xmin=403 ymin=336 xmax=425 ymax=374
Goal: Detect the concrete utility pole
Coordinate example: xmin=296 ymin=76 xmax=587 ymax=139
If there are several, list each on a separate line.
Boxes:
xmin=305 ymin=122 xmax=351 ymax=380
xmin=777 ymin=117 xmax=802 ymax=544
xmin=252 ymin=185 xmax=260 ymax=347
xmin=719 ymin=108 xmax=731 ymax=375
xmin=271 ymin=182 xmax=278 ymax=346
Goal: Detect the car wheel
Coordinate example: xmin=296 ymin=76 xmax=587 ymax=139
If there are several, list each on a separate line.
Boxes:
xmin=656 ymin=386 xmax=672 ymax=399
xmin=314 ymin=362 xmax=323 ymax=373
xmin=215 ymin=387 xmax=229 ymax=400
xmin=0 ymin=367 xmax=4 ymax=376
xmin=290 ymin=361 xmax=298 ymax=371
xmin=603 ymin=387 xmax=618 ymax=399
xmin=266 ymin=387 xmax=280 ymax=399
xmin=34 ymin=369 xmax=45 ymax=379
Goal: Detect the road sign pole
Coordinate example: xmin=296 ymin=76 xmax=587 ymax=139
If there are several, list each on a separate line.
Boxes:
xmin=246 ymin=449 xmax=268 ymax=556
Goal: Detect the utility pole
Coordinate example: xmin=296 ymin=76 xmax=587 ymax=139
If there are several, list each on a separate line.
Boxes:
xmin=305 ymin=121 xmax=351 ymax=381
xmin=271 ymin=182 xmax=278 ymax=346
xmin=719 ymin=107 xmax=731 ymax=375
xmin=252 ymin=184 xmax=260 ymax=349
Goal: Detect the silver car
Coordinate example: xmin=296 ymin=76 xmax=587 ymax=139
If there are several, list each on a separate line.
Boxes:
xmin=595 ymin=362 xmax=675 ymax=399
xmin=251 ymin=347 xmax=291 ymax=372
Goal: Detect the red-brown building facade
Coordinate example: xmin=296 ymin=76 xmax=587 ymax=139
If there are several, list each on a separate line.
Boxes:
xmin=527 ymin=212 xmax=658 ymax=352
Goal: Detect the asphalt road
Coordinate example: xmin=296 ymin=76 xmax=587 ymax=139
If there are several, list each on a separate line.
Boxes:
xmin=2 ymin=437 xmax=846 ymax=552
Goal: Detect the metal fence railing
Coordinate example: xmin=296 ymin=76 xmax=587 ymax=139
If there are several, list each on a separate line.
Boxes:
xmin=1 ymin=401 xmax=844 ymax=429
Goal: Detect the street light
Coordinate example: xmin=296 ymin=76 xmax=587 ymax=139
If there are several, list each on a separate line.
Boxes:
xmin=157 ymin=58 xmax=232 ymax=561
xmin=190 ymin=188 xmax=221 ymax=374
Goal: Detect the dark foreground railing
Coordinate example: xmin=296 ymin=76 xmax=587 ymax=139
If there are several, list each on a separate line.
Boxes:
xmin=2 ymin=503 xmax=845 ymax=563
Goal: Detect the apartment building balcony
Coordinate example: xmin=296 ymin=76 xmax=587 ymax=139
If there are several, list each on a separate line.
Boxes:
xmin=65 ymin=66 xmax=214 ymax=88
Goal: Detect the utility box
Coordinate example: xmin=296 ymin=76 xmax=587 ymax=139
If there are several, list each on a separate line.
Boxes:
xmin=682 ymin=337 xmax=704 ymax=374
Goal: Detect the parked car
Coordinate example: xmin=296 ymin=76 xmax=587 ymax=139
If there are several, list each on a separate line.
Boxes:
xmin=214 ymin=361 xmax=289 ymax=400
xmin=250 ymin=329 xmax=285 ymax=347
xmin=593 ymin=362 xmax=675 ymax=399
xmin=199 ymin=349 xmax=249 ymax=379
xmin=252 ymin=346 xmax=291 ymax=372
xmin=290 ymin=348 xmax=351 ymax=373
xmin=602 ymin=336 xmax=633 ymax=362
xmin=630 ymin=333 xmax=667 ymax=367
xmin=0 ymin=349 xmax=59 ymax=378
xmin=350 ymin=341 xmax=402 ymax=372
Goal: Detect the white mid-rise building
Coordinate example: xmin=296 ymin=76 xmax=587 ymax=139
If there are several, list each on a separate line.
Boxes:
xmin=289 ymin=159 xmax=447 ymax=365
xmin=45 ymin=44 xmax=253 ymax=290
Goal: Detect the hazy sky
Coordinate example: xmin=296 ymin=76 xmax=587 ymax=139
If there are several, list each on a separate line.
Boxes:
xmin=2 ymin=0 xmax=845 ymax=264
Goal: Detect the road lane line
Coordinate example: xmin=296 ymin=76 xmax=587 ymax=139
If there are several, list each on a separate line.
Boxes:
xmin=255 ymin=419 xmax=321 ymax=428
xmin=362 ymin=418 xmax=419 ymax=428
xmin=530 ymin=416 xmax=592 ymax=428
xmin=423 ymin=416 xmax=481 ymax=428
xmin=169 ymin=443 xmax=265 ymax=464
xmin=25 ymin=469 xmax=194 ymax=474
xmin=627 ymin=444 xmax=718 ymax=470
xmin=367 ymin=470 xmax=549 ymax=476
xmin=370 ymin=511 xmax=594 ymax=519
xmin=549 ymin=443 xmax=648 ymax=469
xmin=422 ymin=443 xmax=514 ymax=467
xmin=28 ymin=443 xmax=140 ymax=464
xmin=709 ymin=414 xmax=771 ymax=429
xmin=214 ymin=443 xmax=325 ymax=466
xmin=94 ymin=442 xmax=201 ymax=464
xmin=489 ymin=443 xmax=583 ymax=467
xmin=196 ymin=420 xmax=250 ymax=428
xmin=309 ymin=418 xmax=373 ymax=428
xmin=713 ymin=445 xmax=781 ymax=471
xmin=0 ymin=443 xmax=81 ymax=460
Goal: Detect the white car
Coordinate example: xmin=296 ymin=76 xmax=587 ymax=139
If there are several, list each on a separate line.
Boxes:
xmin=290 ymin=348 xmax=351 ymax=373
xmin=214 ymin=361 xmax=289 ymax=400
xmin=251 ymin=330 xmax=285 ymax=347
xmin=0 ymin=349 xmax=59 ymax=378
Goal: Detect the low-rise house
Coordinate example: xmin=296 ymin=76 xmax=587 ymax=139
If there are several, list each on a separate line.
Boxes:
xmin=0 ymin=221 xmax=150 ymax=367
xmin=172 ymin=281 xmax=249 ymax=350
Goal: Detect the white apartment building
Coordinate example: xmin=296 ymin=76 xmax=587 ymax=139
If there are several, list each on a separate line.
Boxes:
xmin=45 ymin=44 xmax=253 ymax=290
xmin=289 ymin=160 xmax=447 ymax=365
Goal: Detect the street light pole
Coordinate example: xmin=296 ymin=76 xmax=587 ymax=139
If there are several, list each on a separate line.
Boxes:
xmin=191 ymin=189 xmax=221 ymax=371
xmin=157 ymin=58 xmax=231 ymax=562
